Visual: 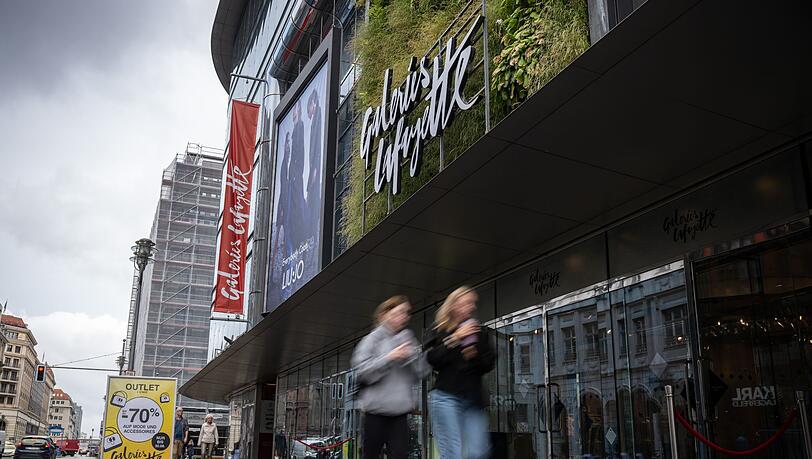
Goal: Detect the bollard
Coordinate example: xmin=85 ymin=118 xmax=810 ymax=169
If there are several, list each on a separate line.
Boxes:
xmin=665 ymin=385 xmax=679 ymax=459
xmin=797 ymin=391 xmax=812 ymax=459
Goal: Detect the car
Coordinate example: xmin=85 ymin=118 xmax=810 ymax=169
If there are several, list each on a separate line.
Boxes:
xmin=3 ymin=441 xmax=16 ymax=458
xmin=13 ymin=437 xmax=56 ymax=459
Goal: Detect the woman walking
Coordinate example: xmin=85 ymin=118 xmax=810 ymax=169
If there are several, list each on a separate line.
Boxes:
xmin=199 ymin=414 xmax=218 ymax=459
xmin=351 ymin=295 xmax=429 ymax=459
xmin=427 ymin=286 xmax=495 ymax=459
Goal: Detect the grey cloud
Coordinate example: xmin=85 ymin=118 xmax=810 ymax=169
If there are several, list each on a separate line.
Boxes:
xmin=0 ymin=0 xmax=214 ymax=94
xmin=0 ymin=0 xmax=225 ymax=439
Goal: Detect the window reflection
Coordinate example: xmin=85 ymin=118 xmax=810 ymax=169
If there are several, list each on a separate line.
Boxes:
xmin=482 ymin=262 xmax=693 ymax=458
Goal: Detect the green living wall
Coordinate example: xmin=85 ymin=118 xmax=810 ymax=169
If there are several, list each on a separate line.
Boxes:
xmin=340 ymin=0 xmax=590 ymax=246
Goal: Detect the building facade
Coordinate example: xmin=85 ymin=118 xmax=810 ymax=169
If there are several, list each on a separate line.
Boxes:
xmin=48 ymin=388 xmax=81 ymax=440
xmin=127 ymin=143 xmax=230 ymax=448
xmin=0 ymin=315 xmax=55 ymax=441
xmin=130 ymin=143 xmax=224 ymax=385
xmin=182 ymin=0 xmax=812 ymax=458
xmin=72 ymin=404 xmax=82 ymax=440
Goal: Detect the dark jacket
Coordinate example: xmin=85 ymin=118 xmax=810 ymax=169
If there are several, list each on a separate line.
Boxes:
xmin=306 ymin=105 xmax=322 ymax=211
xmin=287 ymin=119 xmax=306 ymax=245
xmin=426 ymin=325 xmax=495 ymax=406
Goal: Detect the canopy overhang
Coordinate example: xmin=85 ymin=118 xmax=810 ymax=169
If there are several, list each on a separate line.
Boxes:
xmin=184 ymin=0 xmax=810 ymax=404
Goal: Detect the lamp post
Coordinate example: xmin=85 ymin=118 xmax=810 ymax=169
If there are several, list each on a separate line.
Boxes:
xmin=116 ymin=338 xmax=126 ymax=375
xmin=126 ymin=238 xmax=156 ymax=374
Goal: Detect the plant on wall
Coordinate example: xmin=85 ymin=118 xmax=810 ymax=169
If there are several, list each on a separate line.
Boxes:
xmin=492 ymin=0 xmax=589 ymax=104
xmin=339 ymin=0 xmax=589 ymax=247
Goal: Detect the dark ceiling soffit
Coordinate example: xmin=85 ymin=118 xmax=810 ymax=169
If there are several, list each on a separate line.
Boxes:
xmin=181 ymin=0 xmax=698 ymax=404
xmin=211 ymin=0 xmax=249 ymax=92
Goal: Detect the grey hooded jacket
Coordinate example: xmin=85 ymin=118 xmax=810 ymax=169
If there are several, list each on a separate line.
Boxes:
xmin=351 ymin=325 xmax=430 ymax=416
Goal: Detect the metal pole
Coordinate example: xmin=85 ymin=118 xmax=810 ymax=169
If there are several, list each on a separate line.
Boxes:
xmin=665 ymin=385 xmax=679 ymax=459
xmin=481 ymin=0 xmax=491 ymax=132
xmin=796 ymin=391 xmax=812 ymax=459
xmin=127 ymin=266 xmax=145 ymax=372
xmin=117 ymin=339 xmax=126 ymax=375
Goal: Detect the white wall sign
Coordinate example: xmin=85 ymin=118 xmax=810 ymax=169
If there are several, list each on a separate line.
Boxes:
xmin=359 ymin=16 xmax=483 ymax=195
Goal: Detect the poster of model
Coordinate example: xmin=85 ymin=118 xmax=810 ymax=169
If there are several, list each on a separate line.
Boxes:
xmin=102 ymin=376 xmax=177 ymax=459
xmin=267 ymin=63 xmax=328 ymax=311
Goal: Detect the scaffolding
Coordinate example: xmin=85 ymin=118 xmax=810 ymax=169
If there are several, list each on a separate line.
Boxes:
xmin=129 ymin=143 xmax=225 ymax=413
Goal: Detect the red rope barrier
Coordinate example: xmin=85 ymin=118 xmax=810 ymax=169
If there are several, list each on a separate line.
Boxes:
xmin=294 ymin=437 xmax=352 ymax=452
xmin=674 ymin=409 xmax=797 ymax=456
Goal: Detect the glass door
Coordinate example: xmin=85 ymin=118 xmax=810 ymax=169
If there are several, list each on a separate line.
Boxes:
xmin=493 ymin=314 xmax=548 ymax=458
xmin=694 ymin=234 xmax=812 ymax=458
xmin=545 ymin=290 xmax=623 ymax=458
xmin=543 ymin=262 xmax=694 ymax=458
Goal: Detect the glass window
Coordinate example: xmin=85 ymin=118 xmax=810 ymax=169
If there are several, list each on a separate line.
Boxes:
xmin=547 ymin=293 xmax=618 ymax=458
xmin=518 ymin=344 xmax=531 ymax=374
xmin=663 ymin=306 xmax=686 ymax=347
xmin=21 ymin=438 xmax=47 ymax=447
xmin=493 ymin=314 xmax=546 ymax=458
xmin=633 ymin=317 xmax=647 ymax=354
xmin=584 ymin=322 xmax=599 ymax=359
xmin=598 ymin=327 xmax=608 ymax=361
xmin=562 ymin=327 xmax=576 ymax=362
xmin=617 ymin=319 xmax=627 ymax=356
xmin=611 ymin=265 xmax=692 ymax=458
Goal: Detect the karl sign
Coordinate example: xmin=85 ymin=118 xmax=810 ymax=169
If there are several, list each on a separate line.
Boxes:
xmin=731 ymin=385 xmax=776 ymax=408
xmin=359 ymin=16 xmax=484 ymax=195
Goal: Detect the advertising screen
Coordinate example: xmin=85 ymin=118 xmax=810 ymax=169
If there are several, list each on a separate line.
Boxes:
xmin=267 ymin=63 xmax=328 ymax=310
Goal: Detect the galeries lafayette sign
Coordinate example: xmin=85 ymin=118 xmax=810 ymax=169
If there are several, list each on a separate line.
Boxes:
xmin=214 ymin=100 xmax=260 ymax=314
xmin=359 ymin=16 xmax=483 ymax=195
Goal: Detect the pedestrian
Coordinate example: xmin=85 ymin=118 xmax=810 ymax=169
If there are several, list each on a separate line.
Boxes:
xmin=351 ymin=295 xmax=429 ymax=459
xmin=199 ymin=414 xmax=218 ymax=459
xmin=185 ymin=438 xmax=195 ymax=459
xmin=173 ymin=408 xmax=189 ymax=459
xmin=426 ymin=286 xmax=495 ymax=459
xmin=273 ymin=428 xmax=287 ymax=459
xmin=231 ymin=442 xmax=240 ymax=459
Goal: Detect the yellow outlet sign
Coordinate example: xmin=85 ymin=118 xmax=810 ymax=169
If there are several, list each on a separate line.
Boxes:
xmin=102 ymin=376 xmax=177 ymax=459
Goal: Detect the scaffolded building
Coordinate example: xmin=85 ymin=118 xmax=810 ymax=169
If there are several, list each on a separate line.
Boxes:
xmin=127 ymin=143 xmax=229 ymax=444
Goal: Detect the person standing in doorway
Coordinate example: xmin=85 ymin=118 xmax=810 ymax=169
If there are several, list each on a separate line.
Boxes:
xmin=351 ymin=295 xmax=429 ymax=459
xmin=173 ymin=408 xmax=189 ymax=459
xmin=199 ymin=414 xmax=218 ymax=459
xmin=273 ymin=428 xmax=288 ymax=459
xmin=426 ymin=286 xmax=495 ymax=459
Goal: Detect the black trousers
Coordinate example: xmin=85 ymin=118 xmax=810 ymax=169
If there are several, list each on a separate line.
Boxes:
xmin=363 ymin=413 xmax=409 ymax=459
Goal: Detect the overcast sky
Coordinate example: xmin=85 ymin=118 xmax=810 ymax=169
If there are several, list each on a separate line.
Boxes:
xmin=0 ymin=0 xmax=227 ymax=437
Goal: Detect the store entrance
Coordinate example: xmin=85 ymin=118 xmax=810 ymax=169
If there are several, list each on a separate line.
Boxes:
xmin=694 ymin=233 xmax=812 ymax=457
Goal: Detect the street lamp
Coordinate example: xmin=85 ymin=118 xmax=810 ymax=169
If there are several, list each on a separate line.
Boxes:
xmin=124 ymin=238 xmax=156 ymax=374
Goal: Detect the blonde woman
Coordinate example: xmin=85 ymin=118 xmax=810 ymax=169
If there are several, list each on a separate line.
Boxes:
xmin=199 ymin=414 xmax=218 ymax=459
xmin=426 ymin=286 xmax=494 ymax=459
xmin=351 ymin=295 xmax=429 ymax=459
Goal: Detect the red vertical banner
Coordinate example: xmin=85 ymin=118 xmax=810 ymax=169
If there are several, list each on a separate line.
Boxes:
xmin=214 ymin=100 xmax=261 ymax=314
